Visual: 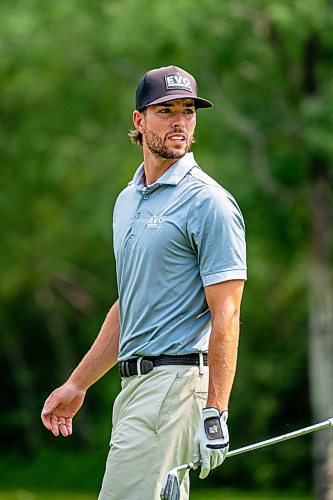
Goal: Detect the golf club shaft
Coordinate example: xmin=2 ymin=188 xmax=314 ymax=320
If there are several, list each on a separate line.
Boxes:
xmin=177 ymin=417 xmax=333 ymax=473
xmin=227 ymin=417 xmax=333 ymax=458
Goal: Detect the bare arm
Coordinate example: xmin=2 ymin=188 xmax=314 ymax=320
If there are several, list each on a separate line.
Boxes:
xmin=68 ymin=299 xmax=120 ymax=390
xmin=41 ymin=300 xmax=120 ymax=436
xmin=205 ymin=280 xmax=245 ymax=412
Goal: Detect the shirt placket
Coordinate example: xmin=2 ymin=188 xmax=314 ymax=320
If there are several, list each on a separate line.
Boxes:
xmin=123 ymin=185 xmax=159 ymax=248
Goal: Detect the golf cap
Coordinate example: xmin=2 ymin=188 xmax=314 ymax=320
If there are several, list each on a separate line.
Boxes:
xmin=135 ymin=65 xmax=213 ymax=111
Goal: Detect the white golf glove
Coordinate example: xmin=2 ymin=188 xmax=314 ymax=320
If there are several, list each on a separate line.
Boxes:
xmin=193 ymin=407 xmax=229 ymax=479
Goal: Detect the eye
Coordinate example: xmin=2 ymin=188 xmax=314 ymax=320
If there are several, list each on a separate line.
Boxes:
xmin=184 ymin=108 xmax=195 ymax=114
xmin=158 ymin=108 xmax=171 ymax=114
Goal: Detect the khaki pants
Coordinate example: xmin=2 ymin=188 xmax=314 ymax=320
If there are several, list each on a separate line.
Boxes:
xmin=98 ymin=364 xmax=208 ymax=500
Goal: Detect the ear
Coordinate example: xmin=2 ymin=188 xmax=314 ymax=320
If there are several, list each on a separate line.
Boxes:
xmin=133 ymin=110 xmax=145 ymax=133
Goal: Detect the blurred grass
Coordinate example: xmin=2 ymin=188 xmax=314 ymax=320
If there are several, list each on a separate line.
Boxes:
xmin=0 ymin=490 xmax=312 ymax=500
xmin=1 ymin=451 xmax=313 ymax=499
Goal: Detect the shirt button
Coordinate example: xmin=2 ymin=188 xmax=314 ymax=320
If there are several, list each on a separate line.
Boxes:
xmin=135 ymin=212 xmax=140 ymax=219
xmin=143 ymin=195 xmax=149 ymax=200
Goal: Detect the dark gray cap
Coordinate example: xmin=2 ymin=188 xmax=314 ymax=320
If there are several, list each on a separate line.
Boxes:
xmin=135 ymin=65 xmax=213 ymax=111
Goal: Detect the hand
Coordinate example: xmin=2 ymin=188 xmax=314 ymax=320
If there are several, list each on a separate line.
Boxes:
xmin=41 ymin=382 xmax=86 ymax=437
xmin=192 ymin=407 xmax=229 ymax=479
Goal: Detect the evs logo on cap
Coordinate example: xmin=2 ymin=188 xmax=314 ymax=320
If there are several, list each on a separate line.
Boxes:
xmin=165 ymin=73 xmax=192 ymax=92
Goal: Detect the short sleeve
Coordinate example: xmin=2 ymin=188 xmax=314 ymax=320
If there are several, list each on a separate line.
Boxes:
xmin=187 ymin=185 xmax=247 ymax=286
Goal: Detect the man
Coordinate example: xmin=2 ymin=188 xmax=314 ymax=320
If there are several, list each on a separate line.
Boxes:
xmin=41 ymin=65 xmax=247 ymax=499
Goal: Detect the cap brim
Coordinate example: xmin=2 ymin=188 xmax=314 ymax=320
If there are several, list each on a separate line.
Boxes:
xmin=144 ymin=94 xmax=213 ymax=109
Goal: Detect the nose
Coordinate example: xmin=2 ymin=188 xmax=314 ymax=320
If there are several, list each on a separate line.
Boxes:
xmin=171 ymin=113 xmax=186 ymax=129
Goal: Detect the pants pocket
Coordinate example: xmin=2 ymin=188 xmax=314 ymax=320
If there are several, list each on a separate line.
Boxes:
xmin=193 ymin=368 xmax=208 ymax=411
xmin=110 ymin=379 xmax=129 ymax=442
xmin=155 ymin=371 xmax=181 ymax=433
xmin=194 ymin=366 xmax=209 ymax=393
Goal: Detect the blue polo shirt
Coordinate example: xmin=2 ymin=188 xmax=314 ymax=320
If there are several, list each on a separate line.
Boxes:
xmin=113 ymin=152 xmax=247 ymax=361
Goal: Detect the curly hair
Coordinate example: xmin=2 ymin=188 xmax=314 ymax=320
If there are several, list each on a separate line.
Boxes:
xmin=128 ymin=129 xmax=143 ymax=145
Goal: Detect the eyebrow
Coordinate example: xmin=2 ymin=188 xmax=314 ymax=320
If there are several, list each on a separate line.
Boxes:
xmin=158 ymin=101 xmax=195 ymax=108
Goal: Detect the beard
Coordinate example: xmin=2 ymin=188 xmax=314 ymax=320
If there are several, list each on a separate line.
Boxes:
xmin=145 ymin=129 xmax=194 ymax=159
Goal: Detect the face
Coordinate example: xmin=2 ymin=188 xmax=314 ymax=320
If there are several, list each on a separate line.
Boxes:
xmin=134 ymin=99 xmax=197 ymax=160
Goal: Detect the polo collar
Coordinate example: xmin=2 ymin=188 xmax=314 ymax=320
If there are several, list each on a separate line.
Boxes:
xmin=130 ymin=152 xmax=198 ymax=191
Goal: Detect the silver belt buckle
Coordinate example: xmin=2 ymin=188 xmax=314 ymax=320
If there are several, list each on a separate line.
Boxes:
xmin=140 ymin=358 xmax=154 ymax=375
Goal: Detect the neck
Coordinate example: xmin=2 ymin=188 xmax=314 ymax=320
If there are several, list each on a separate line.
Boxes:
xmin=142 ymin=148 xmax=181 ymax=186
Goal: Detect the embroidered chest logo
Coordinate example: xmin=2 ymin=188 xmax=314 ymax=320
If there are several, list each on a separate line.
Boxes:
xmin=147 ymin=215 xmax=166 ymax=228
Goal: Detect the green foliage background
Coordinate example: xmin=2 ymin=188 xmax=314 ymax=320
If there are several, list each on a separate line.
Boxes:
xmin=1 ymin=0 xmax=333 ymax=495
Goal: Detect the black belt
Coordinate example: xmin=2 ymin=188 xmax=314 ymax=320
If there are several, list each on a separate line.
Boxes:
xmin=119 ymin=353 xmax=208 ymax=378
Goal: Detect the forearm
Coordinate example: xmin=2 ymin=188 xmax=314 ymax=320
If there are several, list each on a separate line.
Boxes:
xmin=68 ymin=299 xmax=120 ymax=391
xmin=206 ymin=309 xmax=240 ymax=412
